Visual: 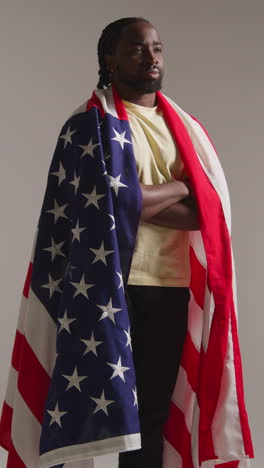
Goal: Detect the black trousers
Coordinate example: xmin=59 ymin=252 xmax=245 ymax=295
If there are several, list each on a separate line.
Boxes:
xmin=118 ymin=285 xmax=190 ymax=468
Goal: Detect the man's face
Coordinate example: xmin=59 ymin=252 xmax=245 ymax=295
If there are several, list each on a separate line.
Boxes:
xmin=109 ymin=21 xmax=164 ymax=94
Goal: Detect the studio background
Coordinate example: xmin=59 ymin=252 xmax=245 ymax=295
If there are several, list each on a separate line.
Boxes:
xmin=0 ymin=1 xmax=262 ymax=467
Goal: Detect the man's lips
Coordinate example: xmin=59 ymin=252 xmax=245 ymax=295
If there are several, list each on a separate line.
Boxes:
xmin=143 ymin=67 xmax=160 ymax=78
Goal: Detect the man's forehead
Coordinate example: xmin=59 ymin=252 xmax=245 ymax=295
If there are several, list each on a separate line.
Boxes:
xmin=119 ymin=21 xmax=161 ymax=44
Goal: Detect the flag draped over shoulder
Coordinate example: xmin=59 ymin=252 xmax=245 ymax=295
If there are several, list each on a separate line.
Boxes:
xmin=0 ymin=85 xmax=254 ymax=468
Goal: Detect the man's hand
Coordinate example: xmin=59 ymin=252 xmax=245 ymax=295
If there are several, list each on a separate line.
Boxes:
xmin=140 ymin=179 xmax=200 ymax=231
xmin=140 ymin=180 xmax=189 ymax=220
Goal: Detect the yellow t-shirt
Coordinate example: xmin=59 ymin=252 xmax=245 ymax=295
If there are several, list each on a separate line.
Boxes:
xmin=123 ymin=99 xmax=191 ymax=287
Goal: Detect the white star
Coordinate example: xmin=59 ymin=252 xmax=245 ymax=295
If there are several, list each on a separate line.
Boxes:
xmin=89 ymin=241 xmax=114 ymax=265
xmin=70 ymin=274 xmax=94 ymax=299
xmin=79 ymin=138 xmax=100 ymax=158
xmin=90 ymin=390 xmax=114 ymax=415
xmin=81 ymin=331 xmax=102 ymax=357
xmin=41 ymin=274 xmax=62 ymax=298
xmin=71 ymin=219 xmax=86 ymax=242
xmin=96 ymin=298 xmax=122 ymax=324
xmin=82 ymin=186 xmax=105 ymax=209
xmin=108 ymin=214 xmax=115 ymax=231
xmin=108 ymin=174 xmax=128 ymax=196
xmin=69 ymin=172 xmax=80 ymax=194
xmin=111 ymin=128 xmax=131 ymax=150
xmin=62 ymin=367 xmax=88 ymax=392
xmin=51 ymin=162 xmax=66 ymax=186
xmin=132 ymin=387 xmax=138 ymax=407
xmin=124 ymin=327 xmax=132 ymax=351
xmin=47 ymin=402 xmax=68 ymax=427
xmin=46 ymin=200 xmax=68 ymax=223
xmin=59 ymin=126 xmax=77 ymax=149
xmin=43 ymin=237 xmax=65 ymax=261
xmin=107 ymin=356 xmax=130 ymax=382
xmin=116 ymin=271 xmax=124 ymax=291
xmin=58 ymin=309 xmax=76 ymax=334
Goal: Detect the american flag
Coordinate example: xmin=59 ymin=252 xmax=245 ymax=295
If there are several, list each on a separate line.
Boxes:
xmin=0 ymin=85 xmax=254 ymax=468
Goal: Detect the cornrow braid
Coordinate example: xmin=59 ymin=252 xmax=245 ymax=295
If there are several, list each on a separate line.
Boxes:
xmin=97 ymin=17 xmax=150 ymax=89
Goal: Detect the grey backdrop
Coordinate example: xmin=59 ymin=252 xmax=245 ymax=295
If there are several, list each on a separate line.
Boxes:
xmin=0 ymin=1 xmax=262 ymax=467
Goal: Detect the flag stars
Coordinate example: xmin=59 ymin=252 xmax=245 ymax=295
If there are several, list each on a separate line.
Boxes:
xmin=46 ymin=200 xmax=69 ymax=224
xmin=43 ymin=237 xmax=65 ymax=261
xmin=124 ymin=327 xmax=132 ymax=351
xmin=62 ymin=367 xmax=88 ymax=392
xmin=132 ymin=387 xmax=138 ymax=407
xmin=81 ymin=331 xmax=103 ymax=357
xmin=58 ymin=309 xmax=77 ymax=334
xmin=90 ymin=390 xmax=114 ymax=415
xmin=96 ymin=298 xmax=122 ymax=324
xmin=111 ymin=128 xmax=131 ymax=150
xmin=69 ymin=172 xmax=80 ymax=195
xmin=79 ymin=138 xmax=100 ymax=158
xmin=70 ymin=274 xmax=95 ymax=299
xmin=71 ymin=219 xmax=86 ymax=242
xmin=59 ymin=126 xmax=77 ymax=149
xmin=89 ymin=241 xmax=114 ymax=265
xmin=108 ymin=174 xmax=128 ymax=196
xmin=41 ymin=274 xmax=62 ymax=298
xmin=51 ymin=162 xmax=66 ymax=186
xmin=108 ymin=214 xmax=115 ymax=231
xmin=116 ymin=271 xmax=124 ymax=291
xmin=107 ymin=356 xmax=130 ymax=382
xmin=47 ymin=402 xmax=68 ymax=427
xmin=82 ymin=186 xmax=105 ymax=209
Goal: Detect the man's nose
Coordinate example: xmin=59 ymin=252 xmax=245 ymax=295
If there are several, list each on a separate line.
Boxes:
xmin=143 ymin=49 xmax=158 ymax=64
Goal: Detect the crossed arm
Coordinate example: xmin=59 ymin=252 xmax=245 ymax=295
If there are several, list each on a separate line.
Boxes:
xmin=140 ymin=179 xmax=200 ymax=231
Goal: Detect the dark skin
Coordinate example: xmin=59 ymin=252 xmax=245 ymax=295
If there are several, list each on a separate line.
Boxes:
xmin=105 ymin=21 xmax=199 ymax=230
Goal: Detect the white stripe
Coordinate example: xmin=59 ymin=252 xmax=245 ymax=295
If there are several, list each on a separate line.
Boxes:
xmin=188 ymin=291 xmax=203 ymax=351
xmin=95 ymin=87 xmax=118 ymax=118
xmin=202 ymin=288 xmax=215 ymax=352
xmin=165 ymin=96 xmax=231 ymax=233
xmin=24 ymin=287 xmax=57 ymax=377
xmin=191 ymin=396 xmax=200 ymax=468
xmin=171 ymin=366 xmax=196 ymax=433
xmin=4 ymin=366 xmax=18 ymax=409
xmin=71 ymin=102 xmax=89 ymax=117
xmin=212 ymin=317 xmax=245 ymax=459
xmin=162 ymin=438 xmax=182 ymax=468
xmin=11 ymin=390 xmax=41 ymax=468
xmin=190 ymin=230 xmax=207 ymax=268
xmin=64 ymin=459 xmax=94 ymax=468
xmin=39 ymin=433 xmax=141 ymax=468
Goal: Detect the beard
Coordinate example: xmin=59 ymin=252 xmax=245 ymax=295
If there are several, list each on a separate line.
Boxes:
xmin=115 ymin=67 xmax=164 ymax=94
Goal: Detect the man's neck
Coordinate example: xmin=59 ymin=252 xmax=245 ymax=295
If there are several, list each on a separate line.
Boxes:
xmin=112 ymin=83 xmax=156 ymax=107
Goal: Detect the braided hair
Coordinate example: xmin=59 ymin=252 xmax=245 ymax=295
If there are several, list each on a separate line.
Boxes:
xmin=97 ymin=17 xmax=150 ymax=89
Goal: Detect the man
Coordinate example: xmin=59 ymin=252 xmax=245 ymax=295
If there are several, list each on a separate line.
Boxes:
xmin=97 ymin=17 xmax=199 ymax=468
xmin=0 ymin=17 xmax=253 ymax=468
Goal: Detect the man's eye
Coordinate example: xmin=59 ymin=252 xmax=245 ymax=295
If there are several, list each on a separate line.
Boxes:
xmin=155 ymin=47 xmax=162 ymax=53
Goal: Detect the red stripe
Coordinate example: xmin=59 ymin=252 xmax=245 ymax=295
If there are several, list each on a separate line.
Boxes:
xmin=164 ymin=403 xmax=194 ymax=468
xmin=86 ymin=92 xmax=105 ymax=117
xmin=112 ymin=85 xmax=129 ymax=121
xmin=23 ymin=262 xmax=32 ymax=298
xmin=16 ymin=334 xmax=50 ymax=424
xmin=189 ymin=246 xmax=207 ymax=309
xmin=181 ymin=331 xmax=199 ymax=392
xmin=11 ymin=331 xmax=23 ymax=371
xmin=231 ymin=300 xmax=254 ymax=457
xmin=156 ymin=92 xmax=239 ymax=463
xmin=6 ymin=441 xmax=27 ymax=468
xmin=0 ymin=402 xmax=13 ymax=450
xmin=11 ymin=330 xmax=50 ymax=424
